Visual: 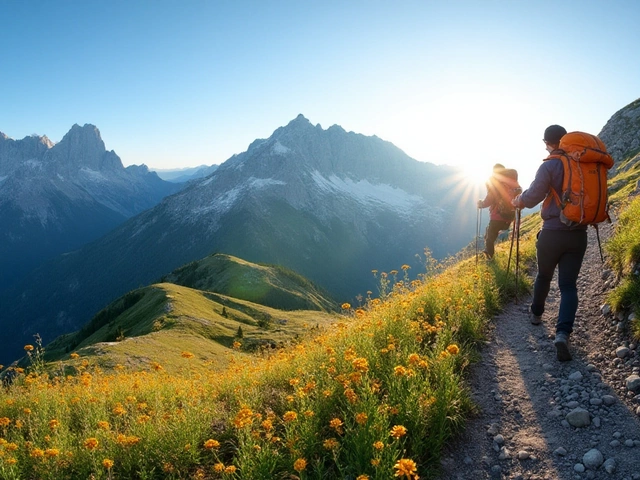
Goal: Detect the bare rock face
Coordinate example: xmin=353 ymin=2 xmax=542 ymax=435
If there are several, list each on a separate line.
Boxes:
xmin=599 ymin=97 xmax=640 ymax=169
xmin=0 ymin=124 xmax=182 ymax=294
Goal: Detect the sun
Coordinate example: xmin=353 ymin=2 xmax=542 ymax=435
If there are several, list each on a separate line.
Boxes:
xmin=458 ymin=162 xmax=491 ymax=190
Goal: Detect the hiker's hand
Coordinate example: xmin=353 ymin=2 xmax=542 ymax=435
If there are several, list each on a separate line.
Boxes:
xmin=476 ymin=200 xmax=483 ymax=208
xmin=511 ymin=195 xmax=522 ymax=208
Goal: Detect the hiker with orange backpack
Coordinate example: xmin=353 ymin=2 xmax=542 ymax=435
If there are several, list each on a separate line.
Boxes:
xmin=512 ymin=125 xmax=614 ymax=362
xmin=477 ymin=164 xmax=521 ymax=260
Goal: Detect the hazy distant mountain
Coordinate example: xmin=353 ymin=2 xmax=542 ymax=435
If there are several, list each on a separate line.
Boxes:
xmin=0 ymin=124 xmax=183 ymax=290
xmin=153 ymin=164 xmax=219 ymax=183
xmin=0 ymin=114 xmax=480 ymax=365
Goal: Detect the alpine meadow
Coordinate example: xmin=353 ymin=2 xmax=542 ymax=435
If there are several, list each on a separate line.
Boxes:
xmin=0 ymin=97 xmax=639 ymax=479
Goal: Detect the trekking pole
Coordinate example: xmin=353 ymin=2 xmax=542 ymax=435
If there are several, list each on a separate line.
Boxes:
xmin=475 ymin=207 xmax=481 ymax=266
xmin=514 ymin=208 xmax=521 ymax=304
xmin=506 ymin=217 xmax=516 ymax=278
xmin=594 ymin=224 xmax=604 ymax=263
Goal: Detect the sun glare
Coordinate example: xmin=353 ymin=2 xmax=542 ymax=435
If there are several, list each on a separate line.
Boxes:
xmin=458 ymin=162 xmax=490 ymax=190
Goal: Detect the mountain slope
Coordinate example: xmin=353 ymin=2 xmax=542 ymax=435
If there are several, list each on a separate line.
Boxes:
xmin=161 ymin=253 xmax=335 ymax=312
xmin=1 ymin=115 xmax=480 ymax=365
xmin=43 ymin=282 xmax=337 ymax=374
xmin=0 ymin=124 xmax=183 ymax=290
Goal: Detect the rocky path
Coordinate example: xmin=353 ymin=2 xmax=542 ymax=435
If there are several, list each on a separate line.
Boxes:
xmin=438 ymin=223 xmax=640 ymax=479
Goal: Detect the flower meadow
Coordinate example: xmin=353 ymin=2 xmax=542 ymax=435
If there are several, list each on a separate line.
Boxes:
xmin=0 ymin=256 xmax=523 ymax=479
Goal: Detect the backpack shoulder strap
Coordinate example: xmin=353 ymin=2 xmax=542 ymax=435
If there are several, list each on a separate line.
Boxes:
xmin=542 ymin=153 xmax=568 ymax=209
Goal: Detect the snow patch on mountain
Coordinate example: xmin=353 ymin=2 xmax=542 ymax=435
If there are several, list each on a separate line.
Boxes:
xmin=191 ymin=177 xmax=285 ymax=217
xmin=272 ymin=140 xmax=290 ymax=156
xmin=247 ymin=177 xmax=286 ymax=188
xmin=310 ymin=170 xmax=422 ymax=213
xmin=26 ymin=160 xmax=43 ymax=169
xmin=80 ymin=168 xmax=108 ymax=182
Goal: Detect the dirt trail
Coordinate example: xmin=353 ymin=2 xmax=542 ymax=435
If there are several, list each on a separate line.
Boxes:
xmin=438 ymin=223 xmax=640 ymax=480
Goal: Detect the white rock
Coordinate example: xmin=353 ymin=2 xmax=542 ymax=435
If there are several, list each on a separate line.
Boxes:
xmin=517 ymin=450 xmax=530 ymax=460
xmin=582 ymin=448 xmax=604 ymax=469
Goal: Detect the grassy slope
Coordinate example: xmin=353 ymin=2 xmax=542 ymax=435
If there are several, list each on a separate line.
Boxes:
xmin=44 ymin=283 xmax=338 ymax=374
xmin=160 ymin=253 xmax=336 ymax=312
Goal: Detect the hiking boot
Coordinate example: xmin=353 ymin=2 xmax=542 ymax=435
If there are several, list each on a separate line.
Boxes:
xmin=554 ymin=332 xmax=572 ymax=362
xmin=529 ymin=307 xmax=542 ymax=325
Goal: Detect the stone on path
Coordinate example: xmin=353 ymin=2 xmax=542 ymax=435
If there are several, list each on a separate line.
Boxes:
xmin=582 ymin=449 xmax=604 ymax=469
xmin=566 ymin=408 xmax=591 ymax=427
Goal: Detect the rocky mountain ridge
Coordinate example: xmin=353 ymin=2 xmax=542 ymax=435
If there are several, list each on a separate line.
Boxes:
xmin=0 ymin=124 xmax=183 ymax=290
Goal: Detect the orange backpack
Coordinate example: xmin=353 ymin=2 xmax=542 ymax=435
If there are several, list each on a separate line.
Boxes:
xmin=543 ymin=132 xmax=614 ymax=227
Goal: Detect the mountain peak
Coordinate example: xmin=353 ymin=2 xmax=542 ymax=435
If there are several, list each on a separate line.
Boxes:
xmin=285 ymin=114 xmax=313 ymax=129
xmin=53 ymin=124 xmax=122 ymax=171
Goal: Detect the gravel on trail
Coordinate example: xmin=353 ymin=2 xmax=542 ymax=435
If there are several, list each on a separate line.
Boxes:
xmin=438 ymin=222 xmax=640 ymax=480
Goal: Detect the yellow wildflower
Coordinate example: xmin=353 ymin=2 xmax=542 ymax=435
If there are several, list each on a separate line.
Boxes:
xmin=323 ymin=438 xmax=339 ymax=449
xmin=446 ymin=344 xmax=460 ymax=355
xmin=329 ymin=418 xmax=344 ymax=434
xmin=341 ymin=303 xmax=351 ymax=310
xmin=355 ymin=412 xmax=368 ymax=425
xmin=390 ymin=425 xmax=408 ymax=438
xmin=373 ymin=440 xmax=384 ymax=450
xmin=48 ymin=419 xmax=59 ymax=429
xmin=352 ymin=357 xmax=369 ymax=372
xmin=204 ymin=439 xmax=220 ymax=449
xmin=30 ymin=448 xmax=45 ymax=458
xmin=112 ymin=404 xmax=126 ymax=416
xmin=283 ymin=411 xmax=298 ymax=422
xmin=24 ymin=345 xmax=34 ymax=351
xmin=70 ymin=353 xmax=79 ymax=359
xmin=84 ymin=438 xmax=99 ymax=450
xmin=44 ymin=448 xmax=60 ymax=458
xmin=394 ymin=458 xmax=418 ymax=478
xmin=181 ymin=351 xmax=194 ymax=359
xmin=97 ymin=421 xmax=110 ymax=430
xmin=213 ymin=462 xmax=225 ymax=472
xmin=224 ymin=465 xmax=237 ymax=473
xmin=293 ymin=458 xmax=307 ymax=472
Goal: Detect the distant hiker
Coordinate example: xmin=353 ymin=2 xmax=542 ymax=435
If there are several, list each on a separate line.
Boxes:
xmin=512 ymin=125 xmax=586 ymax=361
xmin=477 ymin=164 xmax=520 ymax=260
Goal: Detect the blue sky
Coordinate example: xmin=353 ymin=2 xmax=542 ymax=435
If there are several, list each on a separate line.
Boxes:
xmin=2 ymin=0 xmax=639 ymax=186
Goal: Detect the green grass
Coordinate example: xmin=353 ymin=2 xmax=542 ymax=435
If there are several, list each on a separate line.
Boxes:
xmin=161 ymin=253 xmax=336 ymax=312
xmin=44 ymin=283 xmax=338 ymax=374
xmin=605 ymin=194 xmax=640 ymax=339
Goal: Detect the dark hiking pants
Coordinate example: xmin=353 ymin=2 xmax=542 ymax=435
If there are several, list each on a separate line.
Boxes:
xmin=531 ymin=228 xmax=588 ymax=335
xmin=484 ymin=220 xmax=511 ymax=258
